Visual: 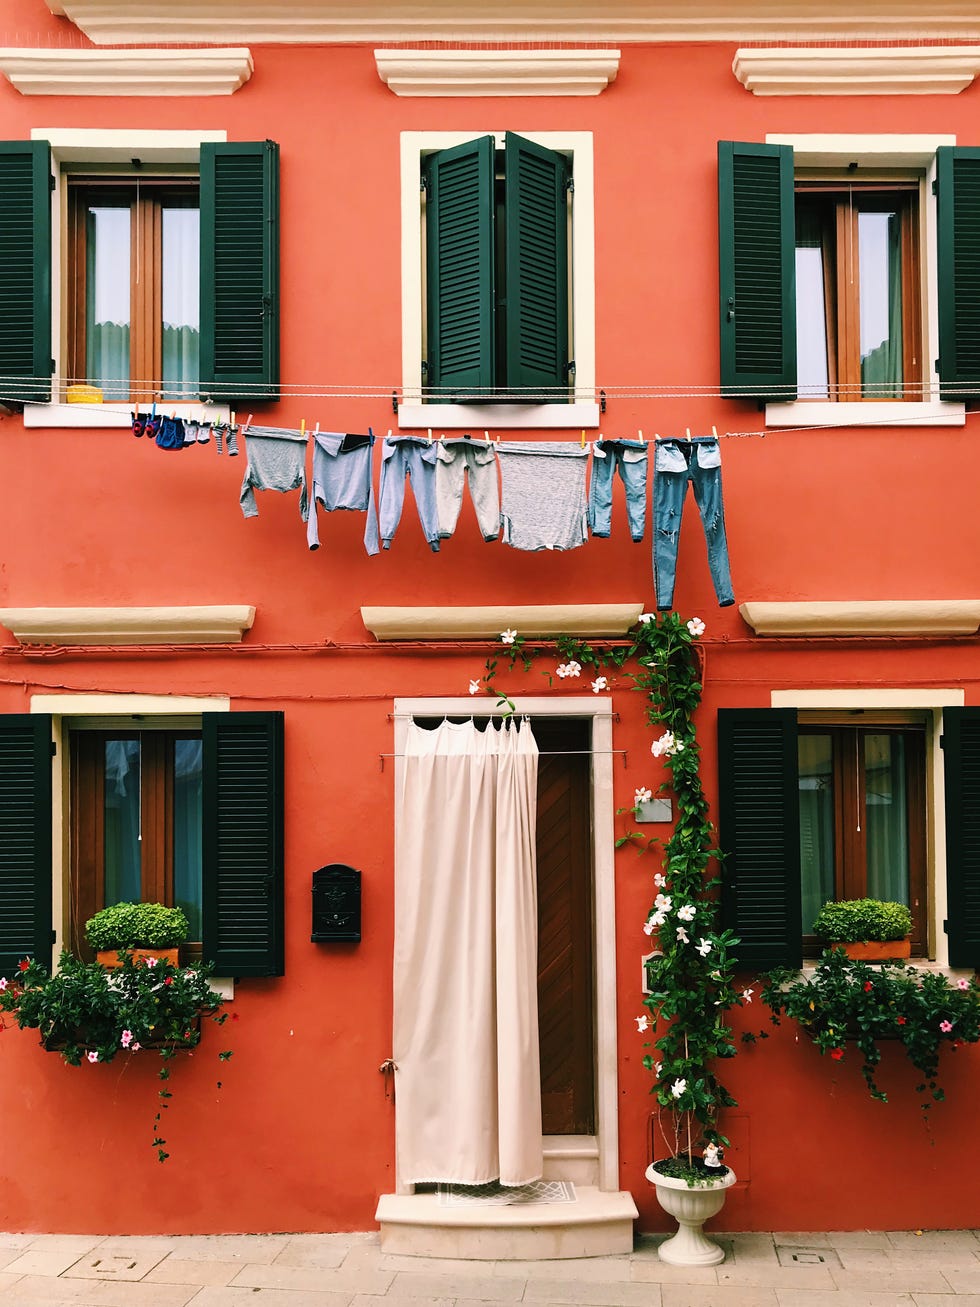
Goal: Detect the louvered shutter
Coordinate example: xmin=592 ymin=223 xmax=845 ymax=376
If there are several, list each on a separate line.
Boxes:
xmin=423 ymin=135 xmax=495 ymax=401
xmin=718 ymin=141 xmax=796 ymax=402
xmin=937 ymin=147 xmax=980 ymax=400
xmin=202 ymin=712 xmax=284 ymax=976
xmin=0 ymin=715 xmax=52 ymax=977
xmin=504 ymin=132 xmax=569 ymax=402
xmin=199 ymin=141 xmax=279 ymax=403
xmin=0 ymin=142 xmax=51 ymax=404
xmin=718 ymin=708 xmax=802 ymax=969
xmin=941 ymin=708 xmax=980 ymax=967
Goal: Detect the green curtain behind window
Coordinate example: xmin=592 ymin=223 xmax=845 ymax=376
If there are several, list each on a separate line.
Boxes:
xmin=860 ymin=210 xmax=903 ymax=399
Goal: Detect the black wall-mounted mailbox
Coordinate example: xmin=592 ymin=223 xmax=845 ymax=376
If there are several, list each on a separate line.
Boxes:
xmin=311 ymin=863 xmax=361 ymax=943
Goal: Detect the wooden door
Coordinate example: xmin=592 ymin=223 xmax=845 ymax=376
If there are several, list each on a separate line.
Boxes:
xmin=535 ymin=718 xmax=595 ymax=1135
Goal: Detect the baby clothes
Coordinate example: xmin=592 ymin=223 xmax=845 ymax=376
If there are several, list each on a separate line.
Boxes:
xmin=378 ymin=436 xmax=441 ymax=552
xmin=435 ymin=437 xmax=500 ymax=541
xmin=239 ymin=427 xmax=309 ymax=520
xmin=588 ymin=438 xmax=648 ymax=541
xmin=307 ymin=431 xmax=380 ymax=556
xmin=496 ymin=441 xmax=590 ymax=551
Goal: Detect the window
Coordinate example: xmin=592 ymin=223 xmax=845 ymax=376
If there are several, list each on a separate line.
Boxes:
xmin=399 ymin=130 xmax=598 ymax=429
xmin=422 ymin=132 xmax=570 ymax=404
xmin=717 ymin=137 xmax=980 ymax=424
xmin=0 ymin=136 xmax=280 ymax=409
xmin=717 ymin=706 xmax=980 ymax=970
xmin=798 ymin=722 xmax=926 ymax=955
xmin=795 ymin=185 xmax=921 ymax=401
xmin=0 ymin=710 xmax=285 ymax=978
xmin=69 ymin=730 xmax=203 ymax=959
xmin=67 ymin=179 xmax=200 ymax=403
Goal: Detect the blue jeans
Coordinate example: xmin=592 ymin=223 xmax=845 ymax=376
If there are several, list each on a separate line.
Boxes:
xmin=588 ymin=439 xmax=647 ymax=541
xmin=653 ymin=438 xmax=734 ymax=610
xmin=378 ymin=436 xmax=441 ymax=551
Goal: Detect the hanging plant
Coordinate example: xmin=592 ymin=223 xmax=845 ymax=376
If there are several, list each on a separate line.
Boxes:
xmin=477 ymin=612 xmax=745 ymax=1185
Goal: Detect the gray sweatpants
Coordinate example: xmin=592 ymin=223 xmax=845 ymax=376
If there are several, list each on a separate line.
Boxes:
xmin=435 ymin=438 xmax=500 ymax=541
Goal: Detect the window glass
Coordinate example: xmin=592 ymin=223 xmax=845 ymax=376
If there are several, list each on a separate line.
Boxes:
xmin=864 ymin=733 xmax=909 ymax=904
xmin=162 ymin=204 xmax=200 ymax=397
xmin=798 ymin=733 xmax=835 ymax=932
xmin=795 ymin=201 xmax=830 ymax=399
xmin=858 ymin=209 xmax=903 ymax=399
xmin=103 ymin=738 xmax=141 ymax=903
xmin=173 ymin=739 xmax=203 ymax=939
xmin=85 ymin=203 xmax=131 ymax=399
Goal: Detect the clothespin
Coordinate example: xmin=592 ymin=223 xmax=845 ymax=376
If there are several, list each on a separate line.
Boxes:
xmin=638 ymin=429 xmax=644 ymax=444
xmin=386 ymin=429 xmax=392 ymax=438
xmin=427 ymin=428 xmax=433 ymax=444
xmin=300 ymin=418 xmax=306 ymax=439
xmin=241 ymin=413 xmax=253 ymax=436
xmin=231 ymin=410 xmax=236 ymax=428
xmin=580 ymin=429 xmax=586 ymax=448
xmin=313 ymin=421 xmax=320 ymax=438
xmin=712 ymin=425 xmax=718 ymax=439
xmin=685 ymin=427 xmax=692 ymax=439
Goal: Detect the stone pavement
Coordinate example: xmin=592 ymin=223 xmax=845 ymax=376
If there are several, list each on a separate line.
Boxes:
xmin=1 ymin=1229 xmax=979 ymax=1307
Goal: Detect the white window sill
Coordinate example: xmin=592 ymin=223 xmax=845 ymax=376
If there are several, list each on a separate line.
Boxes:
xmin=397 ymin=401 xmax=601 ymax=431
xmin=766 ymin=400 xmax=965 ymax=428
xmin=23 ymin=402 xmax=231 ymax=430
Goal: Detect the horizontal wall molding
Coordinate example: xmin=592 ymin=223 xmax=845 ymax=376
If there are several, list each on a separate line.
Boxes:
xmin=740 ymin=600 xmax=980 ymax=636
xmin=43 ymin=1 xmax=980 ymax=45
xmin=361 ymin=604 xmax=645 ymax=640
xmin=0 ymin=606 xmax=256 ymax=645
xmin=375 ymin=48 xmax=619 ymax=96
xmin=0 ymin=47 xmax=253 ymax=95
xmin=734 ymin=45 xmax=980 ymax=95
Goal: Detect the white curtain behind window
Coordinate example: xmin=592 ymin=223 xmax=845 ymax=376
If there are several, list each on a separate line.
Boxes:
xmin=393 ymin=717 xmax=543 ymax=1187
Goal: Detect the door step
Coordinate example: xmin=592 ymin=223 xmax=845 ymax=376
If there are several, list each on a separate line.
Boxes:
xmin=375 ymin=1185 xmax=637 ymax=1260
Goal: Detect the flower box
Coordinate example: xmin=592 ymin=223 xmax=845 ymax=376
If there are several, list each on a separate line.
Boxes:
xmin=837 ymin=938 xmax=911 ymax=962
xmin=96 ymin=947 xmax=180 ymax=969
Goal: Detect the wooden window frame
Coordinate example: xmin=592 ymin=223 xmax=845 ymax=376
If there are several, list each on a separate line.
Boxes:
xmin=799 ymin=722 xmax=927 ymax=956
xmin=795 ymin=181 xmax=922 ymax=402
xmin=66 ymin=177 xmax=199 ymax=405
xmin=69 ymin=729 xmax=202 ymax=960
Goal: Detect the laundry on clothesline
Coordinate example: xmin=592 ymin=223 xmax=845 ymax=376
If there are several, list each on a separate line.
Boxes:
xmin=435 ymin=436 xmax=500 ymax=543
xmin=378 ymin=434 xmax=441 ymax=552
xmin=307 ymin=430 xmax=380 ymax=556
xmin=588 ymin=437 xmax=648 ymax=542
xmin=497 ymin=440 xmax=590 ymax=552
xmin=240 ymin=425 xmax=309 ymax=520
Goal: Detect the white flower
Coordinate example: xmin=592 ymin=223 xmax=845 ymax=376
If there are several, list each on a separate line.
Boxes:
xmin=650 ymin=909 xmax=667 ymax=928
xmin=687 ymin=617 xmax=706 ymax=637
xmin=642 ymin=918 xmax=656 ymax=937
xmin=639 ymin=612 xmax=656 ymax=624
xmin=500 ymin=628 xmax=518 ymax=645
xmin=556 ymin=663 xmax=568 ymax=678
xmin=696 ymin=938 xmax=712 ymax=957
xmin=653 ymin=872 xmax=667 ymax=888
xmin=591 ymin=676 xmax=608 ymax=694
xmin=674 ymin=740 xmax=685 ymax=753
xmin=676 ymin=926 xmax=689 ymax=944
xmin=742 ymin=987 xmax=754 ymax=1004
xmin=468 ymin=679 xmax=481 ymax=695
xmin=635 ymin=1015 xmax=650 ymax=1033
xmin=654 ymin=893 xmax=672 ymax=912
xmin=651 ymin=731 xmax=684 ymax=758
xmin=0 ymin=978 xmax=6 ymax=991
xmin=654 ymin=1061 xmax=663 ymax=1078
xmin=565 ymin=661 xmax=581 ymax=677
xmin=677 ymin=904 xmax=697 ymax=923
xmin=671 ymin=1078 xmax=687 ymax=1099
xmin=634 ymin=787 xmax=652 ymax=805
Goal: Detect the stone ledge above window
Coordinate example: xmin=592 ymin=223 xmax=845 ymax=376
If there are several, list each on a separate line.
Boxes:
xmin=0 ymin=606 xmax=256 ymax=645
xmin=375 ymin=48 xmax=620 ymax=96
xmin=733 ymin=45 xmax=980 ymax=96
xmin=361 ymin=604 xmax=644 ymax=640
xmin=0 ymin=47 xmax=253 ymax=96
xmin=741 ymin=600 xmax=980 ymax=637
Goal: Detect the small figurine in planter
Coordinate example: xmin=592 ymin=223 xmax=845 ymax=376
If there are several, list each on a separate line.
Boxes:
xmin=85 ymin=902 xmax=190 ymax=968
xmin=812 ymin=898 xmax=912 ymax=961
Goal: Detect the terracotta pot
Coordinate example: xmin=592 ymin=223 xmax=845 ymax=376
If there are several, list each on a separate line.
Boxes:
xmin=838 ymin=938 xmax=911 ymax=962
xmin=96 ymin=947 xmax=180 ymax=969
xmin=646 ymin=1163 xmax=736 ymax=1265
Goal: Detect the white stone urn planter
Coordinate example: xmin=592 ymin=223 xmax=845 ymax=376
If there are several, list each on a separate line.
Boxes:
xmin=645 ymin=1163 xmax=736 ymax=1266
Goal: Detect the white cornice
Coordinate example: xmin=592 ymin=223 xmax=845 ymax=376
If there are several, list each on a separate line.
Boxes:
xmin=739 ymin=600 xmax=980 ymax=636
xmin=361 ymin=604 xmax=644 ymax=640
xmin=0 ymin=47 xmax=252 ymax=95
xmin=40 ymin=1 xmax=980 ymax=45
xmin=375 ymin=48 xmax=619 ymax=96
xmin=0 ymin=606 xmax=256 ymax=645
xmin=734 ymin=45 xmax=980 ymax=94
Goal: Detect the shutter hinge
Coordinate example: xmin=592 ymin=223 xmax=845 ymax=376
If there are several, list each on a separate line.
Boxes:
xmin=566 ymin=176 xmax=574 ymax=194
xmin=944 ymin=918 xmax=949 ymax=934
xmin=939 ymin=734 xmax=945 ymax=750
xmin=50 ymin=929 xmax=57 ymax=945
xmin=932 ymin=178 xmax=938 ymax=195
xmin=50 ymin=740 xmax=57 ymax=757
xmin=420 ymin=174 xmax=428 ymax=193
xmin=50 ymin=359 xmax=56 ymax=374
xmin=421 ymin=360 xmax=429 ymax=375
xmin=565 ymin=359 xmax=576 ymax=375
xmin=49 ymin=173 xmax=55 ymax=192
xmin=935 ymin=359 xmax=940 ymax=374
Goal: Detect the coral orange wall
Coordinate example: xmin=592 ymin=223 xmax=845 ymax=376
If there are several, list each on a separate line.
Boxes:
xmin=1 ymin=36 xmax=979 ymax=1234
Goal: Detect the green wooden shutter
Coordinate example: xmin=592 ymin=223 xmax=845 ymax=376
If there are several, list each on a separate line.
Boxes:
xmin=200 ymin=141 xmax=279 ymax=403
xmin=202 ymin=712 xmax=284 ymax=976
xmin=937 ymin=147 xmax=980 ymax=400
xmin=941 ymin=707 xmax=980 ymax=967
xmin=503 ymin=132 xmax=569 ymax=402
xmin=0 ymin=142 xmax=51 ymax=404
xmin=423 ymin=135 xmax=495 ymax=401
xmin=718 ymin=708 xmax=802 ymax=969
xmin=0 ymin=715 xmax=52 ymax=976
xmin=718 ymin=141 xmax=796 ymax=402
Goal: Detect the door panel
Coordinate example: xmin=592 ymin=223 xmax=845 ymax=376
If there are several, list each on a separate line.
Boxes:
xmin=534 ymin=718 xmax=595 ymax=1135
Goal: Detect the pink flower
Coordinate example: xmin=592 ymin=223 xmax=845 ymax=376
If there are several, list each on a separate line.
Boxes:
xmin=86 ymin=1051 xmax=99 ymax=1063
xmin=120 ymin=1029 xmax=133 ymax=1048
xmin=131 ymin=1042 xmax=141 ymax=1052
xmin=940 ymin=1019 xmax=953 ymax=1033
xmin=145 ymin=956 xmax=158 ymax=968
xmin=0 ymin=978 xmax=7 ymax=991
xmin=957 ymin=978 xmax=971 ymax=991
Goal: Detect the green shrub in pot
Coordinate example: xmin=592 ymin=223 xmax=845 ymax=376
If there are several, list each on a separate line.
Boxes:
xmin=84 ymin=902 xmax=190 ymax=953
xmin=812 ymin=898 xmax=912 ymax=944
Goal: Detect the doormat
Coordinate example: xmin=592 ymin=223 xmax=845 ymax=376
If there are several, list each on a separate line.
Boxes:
xmin=438 ymin=1179 xmax=576 ymax=1207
